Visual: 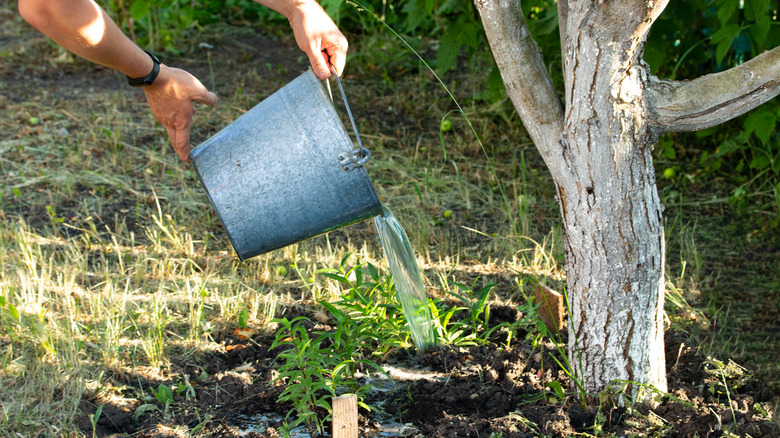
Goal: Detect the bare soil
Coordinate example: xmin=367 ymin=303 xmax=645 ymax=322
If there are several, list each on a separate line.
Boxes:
xmin=79 ymin=314 xmax=778 ymax=437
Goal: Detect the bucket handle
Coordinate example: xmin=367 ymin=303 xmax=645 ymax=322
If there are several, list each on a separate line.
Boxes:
xmin=328 ymin=65 xmax=371 ymax=172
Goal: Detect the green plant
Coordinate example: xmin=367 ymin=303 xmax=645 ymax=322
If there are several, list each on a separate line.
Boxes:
xmin=317 ymin=301 xmax=386 ymax=406
xmin=318 ymin=256 xmax=413 ymax=351
xmin=106 ymin=0 xmax=198 ymax=50
xmin=447 ymin=280 xmax=495 ymax=341
xmin=153 ymin=384 xmax=175 ymax=411
xmin=648 ymin=0 xmax=780 ymax=231
xmin=271 ymin=316 xmax=336 ymax=436
xmin=429 ymin=298 xmax=476 ymax=346
xmin=133 ymin=298 xmax=170 ymax=367
xmin=704 ymin=357 xmax=751 ymax=424
xmin=89 ymin=404 xmax=103 ymax=438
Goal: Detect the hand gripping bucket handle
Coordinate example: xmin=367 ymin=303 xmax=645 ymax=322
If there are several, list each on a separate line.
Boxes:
xmin=189 ymin=68 xmax=382 ymax=261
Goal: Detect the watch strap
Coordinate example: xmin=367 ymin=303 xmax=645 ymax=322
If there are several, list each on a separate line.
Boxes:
xmin=127 ymin=51 xmax=161 ymax=87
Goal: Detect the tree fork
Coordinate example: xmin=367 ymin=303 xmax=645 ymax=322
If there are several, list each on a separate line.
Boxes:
xmin=476 ymin=0 xmax=780 ymax=403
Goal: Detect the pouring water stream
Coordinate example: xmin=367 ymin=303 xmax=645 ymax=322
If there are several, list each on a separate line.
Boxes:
xmin=373 ymin=204 xmax=437 ymax=352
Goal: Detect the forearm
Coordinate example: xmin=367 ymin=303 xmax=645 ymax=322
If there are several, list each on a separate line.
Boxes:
xmin=18 ymin=0 xmax=152 ymax=78
xmin=253 ymin=0 xmax=317 ymax=20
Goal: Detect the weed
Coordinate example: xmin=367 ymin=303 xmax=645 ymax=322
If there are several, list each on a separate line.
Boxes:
xmin=271 ymin=316 xmax=336 ymax=436
xmin=704 ymin=356 xmax=751 ymax=425
xmin=318 ymin=257 xmax=414 ymax=351
xmin=317 ymin=301 xmax=386 ymax=404
xmin=447 ymin=279 xmax=495 ymax=341
xmin=88 ymin=404 xmax=103 ymax=438
xmin=154 ymin=384 xmax=175 ymax=414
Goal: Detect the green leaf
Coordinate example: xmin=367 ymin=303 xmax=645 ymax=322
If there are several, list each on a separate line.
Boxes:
xmin=750 ymin=15 xmax=771 ymax=47
xmin=155 ymin=384 xmax=174 ymax=406
xmin=133 ymin=404 xmax=158 ymax=423
xmin=436 ymin=28 xmax=461 ymax=74
xmin=537 ymin=319 xmax=549 ymax=336
xmin=366 ymin=263 xmax=379 ymax=281
xmin=547 ymin=380 xmax=566 ymax=399
xmin=91 ymin=404 xmax=104 ymax=424
xmin=320 ymin=272 xmax=349 ymax=284
xmin=130 ymin=0 xmax=151 ymax=21
xmin=402 ymin=0 xmax=435 ymax=32
xmin=643 ymin=36 xmax=667 ymax=73
xmin=8 ymin=303 xmax=18 ymax=320
xmin=238 ymin=309 xmax=249 ymax=328
xmin=745 ymin=0 xmax=770 ymax=22
xmin=535 ymin=5 xmax=559 ymax=36
xmin=711 ymin=24 xmax=742 ymax=64
xmin=717 ymin=0 xmax=738 ymax=25
xmin=750 ymin=155 xmax=770 ymax=170
xmin=659 ymin=138 xmax=676 ymax=160
xmin=744 ymin=110 xmax=776 ymax=145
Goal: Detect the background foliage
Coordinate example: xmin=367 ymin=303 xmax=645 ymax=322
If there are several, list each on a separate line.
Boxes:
xmin=107 ymin=0 xmax=778 ymax=230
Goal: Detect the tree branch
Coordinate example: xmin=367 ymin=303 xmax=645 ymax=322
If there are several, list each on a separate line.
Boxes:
xmin=557 ymin=0 xmax=568 ymax=46
xmin=647 ymin=46 xmax=780 ymax=134
xmin=474 ymin=0 xmax=565 ymax=169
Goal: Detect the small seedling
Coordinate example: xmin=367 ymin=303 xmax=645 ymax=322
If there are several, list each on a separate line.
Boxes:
xmin=89 ymin=404 xmax=103 ymax=438
xmin=154 ymin=384 xmax=174 ymax=411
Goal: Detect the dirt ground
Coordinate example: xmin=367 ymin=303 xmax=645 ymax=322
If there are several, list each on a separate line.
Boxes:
xmin=2 ymin=2 xmax=778 ymax=437
xmin=81 ymin=314 xmax=778 ymax=438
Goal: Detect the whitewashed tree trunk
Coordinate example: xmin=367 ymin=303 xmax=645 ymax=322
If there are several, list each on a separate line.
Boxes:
xmin=474 ymin=0 xmax=780 ymax=401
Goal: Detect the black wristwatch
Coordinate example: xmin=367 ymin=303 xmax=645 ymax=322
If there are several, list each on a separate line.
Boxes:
xmin=127 ymin=51 xmax=161 ymax=87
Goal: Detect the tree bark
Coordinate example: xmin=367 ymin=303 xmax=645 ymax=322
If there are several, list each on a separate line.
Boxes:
xmin=556 ymin=0 xmax=670 ymax=400
xmin=647 ymin=46 xmax=780 ymax=133
xmin=472 ymin=0 xmax=565 ymax=181
xmin=476 ymin=0 xmax=780 ymax=403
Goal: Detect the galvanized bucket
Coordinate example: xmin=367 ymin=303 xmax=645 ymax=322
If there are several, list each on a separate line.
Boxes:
xmin=189 ymin=69 xmax=382 ymax=261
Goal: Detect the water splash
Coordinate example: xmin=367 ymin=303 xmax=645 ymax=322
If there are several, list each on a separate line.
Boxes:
xmin=373 ymin=204 xmax=436 ymax=351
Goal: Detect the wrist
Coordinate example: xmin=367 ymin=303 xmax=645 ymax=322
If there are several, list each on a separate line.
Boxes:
xmin=127 ymin=51 xmax=161 ymax=87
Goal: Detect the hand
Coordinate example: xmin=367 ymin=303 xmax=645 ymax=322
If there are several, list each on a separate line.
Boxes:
xmin=287 ymin=1 xmax=348 ymax=79
xmin=143 ymin=64 xmax=219 ymax=162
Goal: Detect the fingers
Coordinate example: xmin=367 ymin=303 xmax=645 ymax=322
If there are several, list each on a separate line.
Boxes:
xmin=306 ymin=45 xmax=331 ymax=80
xmin=326 ymin=40 xmax=347 ymax=77
xmin=161 ymin=109 xmax=194 ymax=163
xmin=287 ymin=2 xmax=348 ymax=79
xmin=144 ymin=66 xmax=217 ymax=162
xmin=306 ymin=35 xmax=347 ymax=79
xmin=173 ymin=120 xmax=192 ymax=163
xmin=195 ymin=89 xmax=219 ymax=106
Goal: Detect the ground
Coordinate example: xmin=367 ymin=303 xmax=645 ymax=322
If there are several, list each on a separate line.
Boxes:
xmin=0 ymin=1 xmax=778 ymax=437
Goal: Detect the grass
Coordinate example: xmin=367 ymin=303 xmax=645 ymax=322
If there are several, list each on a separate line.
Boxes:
xmin=1 ymin=10 xmax=778 ymax=436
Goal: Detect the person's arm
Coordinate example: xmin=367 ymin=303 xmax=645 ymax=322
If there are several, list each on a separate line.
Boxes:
xmin=18 ymin=0 xmax=218 ymax=162
xmin=255 ymin=0 xmax=348 ymax=79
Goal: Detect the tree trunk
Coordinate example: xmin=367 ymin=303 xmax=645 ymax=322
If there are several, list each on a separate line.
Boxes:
xmin=475 ymin=0 xmax=780 ymax=403
xmin=557 ymin=1 xmax=669 ymax=399
xmin=475 ymin=0 xmax=668 ymax=401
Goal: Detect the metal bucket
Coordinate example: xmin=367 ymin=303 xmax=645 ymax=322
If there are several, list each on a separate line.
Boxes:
xmin=189 ymin=69 xmax=382 ymax=261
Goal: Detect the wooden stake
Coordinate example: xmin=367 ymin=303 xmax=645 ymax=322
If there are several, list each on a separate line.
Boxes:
xmin=332 ymin=394 xmax=358 ymax=438
xmin=534 ymin=283 xmax=566 ymax=332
